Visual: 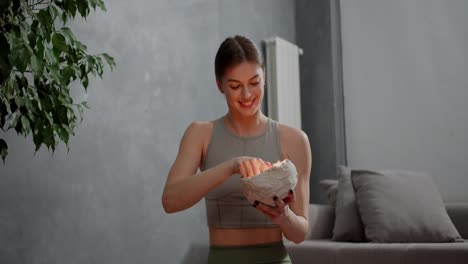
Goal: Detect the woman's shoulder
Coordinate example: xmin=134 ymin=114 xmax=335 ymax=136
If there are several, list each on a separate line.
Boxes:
xmin=184 ymin=120 xmax=215 ymax=135
xmin=276 ymin=122 xmax=312 ymax=166
xmin=184 ymin=119 xmax=219 ymax=156
xmin=187 ymin=120 xmax=212 ymax=129
xmin=186 ymin=117 xmax=220 ymax=132
xmin=276 ymin=122 xmax=309 ymax=143
xmin=183 ymin=119 xmax=220 ymax=144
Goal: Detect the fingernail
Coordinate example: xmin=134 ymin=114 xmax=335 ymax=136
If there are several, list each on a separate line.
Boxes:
xmin=289 ymin=189 xmax=294 ymax=194
xmin=273 ymin=196 xmax=278 ymax=201
xmin=254 ymin=200 xmax=260 ymax=206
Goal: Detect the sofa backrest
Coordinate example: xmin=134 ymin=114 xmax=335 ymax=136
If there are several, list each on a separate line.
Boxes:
xmin=307 ymin=204 xmax=334 ymax=239
xmin=307 ymin=203 xmax=468 ymax=240
xmin=446 ymin=203 xmax=468 ymax=239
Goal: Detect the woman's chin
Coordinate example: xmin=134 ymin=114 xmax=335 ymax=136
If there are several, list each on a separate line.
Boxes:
xmin=238 ymin=106 xmax=259 ymax=116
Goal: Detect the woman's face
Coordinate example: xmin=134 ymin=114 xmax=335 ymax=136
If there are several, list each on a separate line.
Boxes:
xmin=217 ymin=61 xmax=265 ymax=117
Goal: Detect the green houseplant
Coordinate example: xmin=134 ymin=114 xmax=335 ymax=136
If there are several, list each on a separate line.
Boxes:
xmin=0 ymin=0 xmax=115 ymax=163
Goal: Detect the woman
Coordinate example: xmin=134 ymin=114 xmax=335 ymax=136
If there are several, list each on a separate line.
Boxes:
xmin=162 ymin=35 xmax=312 ymax=263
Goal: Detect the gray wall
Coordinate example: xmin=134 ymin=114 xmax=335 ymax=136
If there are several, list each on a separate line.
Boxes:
xmin=340 ymin=0 xmax=468 ymax=202
xmin=0 ymin=0 xmax=295 ymax=263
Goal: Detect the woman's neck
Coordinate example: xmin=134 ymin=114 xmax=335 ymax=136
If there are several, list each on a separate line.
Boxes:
xmin=224 ymin=111 xmax=269 ymax=137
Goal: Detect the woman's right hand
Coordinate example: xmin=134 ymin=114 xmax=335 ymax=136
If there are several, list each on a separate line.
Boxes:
xmin=231 ymin=157 xmax=273 ymax=178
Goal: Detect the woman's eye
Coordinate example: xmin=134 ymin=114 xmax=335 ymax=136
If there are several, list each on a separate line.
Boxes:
xmin=250 ymin=82 xmax=259 ymax=86
xmin=230 ymin=85 xmax=240 ymax=89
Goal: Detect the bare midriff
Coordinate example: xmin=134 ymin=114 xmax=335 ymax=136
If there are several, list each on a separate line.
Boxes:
xmin=209 ymin=227 xmax=283 ymax=246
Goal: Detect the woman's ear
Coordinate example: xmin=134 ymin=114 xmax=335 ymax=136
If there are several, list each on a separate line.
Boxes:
xmin=216 ymin=79 xmax=224 ymax=94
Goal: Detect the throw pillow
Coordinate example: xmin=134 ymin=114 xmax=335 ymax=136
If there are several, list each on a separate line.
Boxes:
xmin=319 ymin=179 xmax=338 ymax=207
xmin=332 ymin=165 xmax=365 ymax=241
xmin=351 ymin=169 xmax=463 ymax=243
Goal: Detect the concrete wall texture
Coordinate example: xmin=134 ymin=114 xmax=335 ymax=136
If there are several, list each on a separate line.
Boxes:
xmin=340 ymin=0 xmax=468 ymax=202
xmin=0 ymin=1 xmax=295 ymax=263
xmin=1 ymin=0 xmax=467 ymax=263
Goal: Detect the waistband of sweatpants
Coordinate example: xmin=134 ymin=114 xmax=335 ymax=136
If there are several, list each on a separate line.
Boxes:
xmin=209 ymin=240 xmax=285 ymax=250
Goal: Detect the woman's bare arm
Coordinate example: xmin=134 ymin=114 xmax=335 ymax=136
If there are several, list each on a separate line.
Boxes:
xmin=161 ymin=122 xmax=234 ymax=213
xmin=255 ymin=125 xmax=312 ymax=243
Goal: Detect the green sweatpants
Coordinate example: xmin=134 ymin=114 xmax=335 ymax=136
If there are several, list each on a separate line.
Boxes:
xmin=207 ymin=241 xmax=292 ymax=264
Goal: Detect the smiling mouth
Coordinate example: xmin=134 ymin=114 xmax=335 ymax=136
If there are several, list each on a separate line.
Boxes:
xmin=239 ymin=98 xmax=256 ymax=108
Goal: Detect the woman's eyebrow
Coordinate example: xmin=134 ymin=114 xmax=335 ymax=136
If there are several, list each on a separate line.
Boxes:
xmin=249 ymin=74 xmax=259 ymax=80
xmin=227 ymin=74 xmax=259 ymax=83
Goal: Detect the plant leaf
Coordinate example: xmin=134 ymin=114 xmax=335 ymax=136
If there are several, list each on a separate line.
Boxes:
xmin=38 ymin=9 xmax=52 ymax=28
xmin=21 ymin=115 xmax=31 ymax=134
xmin=0 ymin=139 xmax=7 ymax=163
xmin=49 ymin=5 xmax=59 ymax=21
xmin=5 ymin=78 xmax=18 ymax=100
xmin=81 ymin=101 xmax=89 ymax=109
xmin=0 ymin=0 xmax=114 ymax=161
xmin=60 ymin=27 xmax=76 ymax=43
xmin=52 ymin=33 xmax=68 ymax=53
xmin=13 ymin=48 xmax=29 ymax=73
xmin=8 ymin=111 xmax=20 ymax=129
xmin=96 ymin=1 xmax=107 ymax=11
xmin=101 ymin=53 xmax=115 ymax=70
xmin=58 ymin=127 xmax=69 ymax=144
xmin=30 ymin=55 xmax=44 ymax=76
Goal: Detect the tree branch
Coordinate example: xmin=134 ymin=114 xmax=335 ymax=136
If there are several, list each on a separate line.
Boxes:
xmin=27 ymin=0 xmax=51 ymax=12
xmin=29 ymin=0 xmax=48 ymax=7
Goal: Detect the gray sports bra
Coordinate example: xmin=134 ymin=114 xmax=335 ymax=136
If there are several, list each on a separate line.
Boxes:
xmin=200 ymin=116 xmax=283 ymax=228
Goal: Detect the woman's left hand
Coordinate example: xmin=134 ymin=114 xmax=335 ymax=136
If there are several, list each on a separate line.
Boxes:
xmin=252 ymin=189 xmax=296 ymax=222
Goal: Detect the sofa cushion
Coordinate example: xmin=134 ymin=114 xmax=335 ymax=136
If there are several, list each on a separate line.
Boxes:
xmin=352 ymin=169 xmax=463 ymax=243
xmin=307 ymin=204 xmax=334 ymax=239
xmin=332 ymin=165 xmax=365 ymax=241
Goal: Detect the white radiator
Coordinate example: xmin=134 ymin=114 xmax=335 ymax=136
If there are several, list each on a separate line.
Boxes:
xmin=264 ymin=37 xmax=303 ymax=129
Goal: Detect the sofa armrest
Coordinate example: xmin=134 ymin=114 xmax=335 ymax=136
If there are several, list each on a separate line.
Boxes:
xmin=446 ymin=203 xmax=468 ymax=239
xmin=307 ymin=203 xmax=334 ymax=240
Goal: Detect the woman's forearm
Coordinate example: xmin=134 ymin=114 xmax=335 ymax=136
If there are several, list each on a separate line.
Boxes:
xmin=274 ymin=208 xmax=309 ymax=244
xmin=162 ymin=160 xmax=234 ymax=213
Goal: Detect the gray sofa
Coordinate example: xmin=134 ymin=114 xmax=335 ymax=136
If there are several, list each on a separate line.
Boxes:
xmin=285 ymin=203 xmax=468 ymax=264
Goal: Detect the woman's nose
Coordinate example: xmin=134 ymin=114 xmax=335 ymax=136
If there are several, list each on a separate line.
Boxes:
xmin=241 ymin=86 xmax=252 ymax=98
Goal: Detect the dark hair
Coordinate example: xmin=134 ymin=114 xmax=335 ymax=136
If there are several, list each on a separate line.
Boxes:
xmin=214 ymin=35 xmax=264 ymax=81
